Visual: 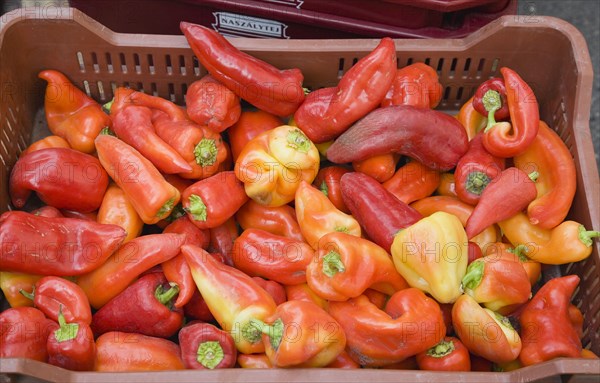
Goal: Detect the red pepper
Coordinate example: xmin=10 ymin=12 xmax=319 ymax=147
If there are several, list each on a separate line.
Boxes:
xmin=0 ymin=211 xmax=126 ymax=276
xmin=252 ymin=277 xmax=287 ymax=306
xmin=90 ymin=272 xmax=183 ymax=338
xmin=294 ymin=37 xmax=396 ymax=143
xmin=235 ymin=199 xmax=305 ymax=243
xmin=472 ymin=77 xmax=510 ymax=129
xmin=25 ymin=276 xmax=92 ymax=325
xmin=326 ymin=350 xmax=361 ymax=369
xmin=184 ymin=289 xmax=215 ymax=322
xmin=228 ymin=109 xmax=283 ymax=162
xmin=237 ymin=353 xmax=273 ymax=369
xmin=352 ymin=153 xmax=400 ymax=183
xmin=327 ymin=105 xmax=469 ymax=171
xmin=284 ymin=283 xmax=328 ymax=311
xmin=30 ymin=205 xmax=63 ymax=218
xmin=416 ymin=337 xmax=471 ymax=371
xmin=186 ymin=75 xmax=241 ymax=133
xmin=180 ymin=22 xmax=304 ymax=117
xmin=47 ymin=309 xmax=96 ymax=371
xmin=10 ymin=147 xmax=109 ymax=213
xmin=208 ymin=217 xmax=240 ymax=267
xmin=179 ymin=321 xmax=237 ymax=369
xmin=382 ymin=160 xmax=441 ymax=204
xmin=21 ymin=135 xmax=70 ymax=157
xmin=312 ymin=166 xmax=351 ymax=213
xmin=0 ymin=307 xmax=57 ymax=362
xmin=381 ymin=62 xmax=443 ymax=109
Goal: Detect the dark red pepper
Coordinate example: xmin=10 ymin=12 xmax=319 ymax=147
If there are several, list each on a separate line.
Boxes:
xmin=184 ymin=289 xmax=215 ymax=323
xmin=178 ymin=321 xmax=237 ymax=369
xmin=208 ymin=217 xmax=240 ymax=267
xmin=472 ymin=77 xmax=510 ymax=130
xmin=185 ymin=75 xmax=241 ymax=133
xmin=0 ymin=307 xmax=57 ymax=362
xmin=252 ymin=277 xmax=287 ymax=306
xmin=47 ymin=309 xmax=96 ymax=371
xmin=312 ymin=166 xmax=351 ymax=214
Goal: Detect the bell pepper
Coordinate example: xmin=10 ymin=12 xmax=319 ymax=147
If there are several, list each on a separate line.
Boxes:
xmin=382 ymin=160 xmax=441 ymax=204
xmin=381 ymin=62 xmax=442 ymax=109
xmin=10 ymin=147 xmax=109 ymax=213
xmin=186 ymin=75 xmax=241 ymax=133
xmin=454 ymin=132 xmax=506 ymax=205
xmin=184 ymin=289 xmax=215 ymax=323
xmin=161 ymin=216 xmax=210 ymax=308
xmin=0 ymin=211 xmax=126 ymax=276
xmin=235 ymin=125 xmax=320 ymax=207
xmin=181 ymin=244 xmax=277 ymax=354
xmin=95 ymin=331 xmax=185 ymax=371
xmin=77 ymin=233 xmax=186 ymax=309
xmin=312 ymin=166 xmax=351 ymax=213
xmin=250 ymin=300 xmax=347 ymax=367
xmin=178 ymin=321 xmax=237 ymax=369
xmin=306 ymin=232 xmax=408 ymax=301
xmin=484 ymin=242 xmax=541 ymax=286
xmin=97 ymin=183 xmax=144 ymax=243
xmin=481 ymin=67 xmax=540 ymax=158
xmin=108 ymin=88 xmax=193 ymax=174
xmin=38 ymin=69 xmax=112 ymax=153
xmin=253 ymin=277 xmax=287 ymax=306
xmin=180 ymin=22 xmax=304 ymax=117
xmin=235 ymin=199 xmax=304 ymax=243
xmin=416 ymin=337 xmax=471 ymax=372
xmin=513 ymin=121 xmax=576 ymax=229
xmin=326 ymin=105 xmax=469 ymax=171
xmin=284 ymin=283 xmax=328 ymax=311
xmin=391 ymin=211 xmax=468 ymax=303
xmin=472 ymin=77 xmax=510 ymax=130
xmin=237 ymin=353 xmax=273 ymax=368
xmin=228 ymin=109 xmax=283 ymax=162
xmin=456 ymin=96 xmax=487 ymax=141
xmin=437 ymin=172 xmax=458 ymax=198
xmin=465 ymin=167 xmax=538 ymax=239
xmin=519 ymin=275 xmax=582 ymax=366
xmin=328 ymin=288 xmax=446 ymax=367
xmin=294 ymin=37 xmax=396 ymax=143
xmin=232 ymin=228 xmax=313 ymax=285
xmin=0 ymin=307 xmax=57 ymax=362
xmin=95 ymin=134 xmax=181 ymax=224
xmin=208 ymin=217 xmax=239 ymax=267
xmin=295 ymin=180 xmax=361 ymax=249
xmin=0 ymin=272 xmax=42 ymax=307
xmin=90 ymin=272 xmax=183 ymax=338
xmin=47 ymin=309 xmax=96 ymax=371
xmin=182 ymin=171 xmax=248 ymax=229
xmin=340 ymin=172 xmax=422 ymax=252
xmin=352 ymin=153 xmax=400 ymax=183
xmin=21 ymin=135 xmax=70 ymax=156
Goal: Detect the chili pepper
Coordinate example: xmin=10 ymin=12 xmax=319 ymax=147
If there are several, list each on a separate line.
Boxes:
xmin=307 ymin=232 xmax=408 ymax=301
xmin=513 ymin=121 xmax=576 ymax=229
xmin=481 ymin=67 xmax=540 ymax=158
xmin=437 ymin=172 xmax=458 ymax=198
xmin=382 ymin=160 xmax=441 ymax=204
xmin=294 ymin=37 xmax=396 ymax=143
xmin=391 ymin=211 xmax=468 ymax=303
xmin=21 ymin=135 xmax=70 ymax=156
xmin=184 ymin=289 xmax=215 ymax=322
xmin=237 ymin=353 xmax=273 ymax=368
xmin=180 ymin=22 xmax=304 ymax=117
xmin=208 ymin=217 xmax=239 ymax=267
xmin=186 ymin=75 xmax=241 ymax=133
xmin=25 ymin=276 xmax=92 ymax=325
xmin=0 ymin=307 xmax=57 ymax=362
xmin=235 ymin=199 xmax=304 ymax=243
xmin=10 ymin=147 xmax=109 ymax=213
xmin=31 ymin=205 xmax=64 ymax=218
xmin=352 ymin=153 xmax=400 ymax=183
xmin=0 ymin=211 xmax=126 ymax=276
xmin=47 ymin=309 xmax=96 ymax=371
xmin=295 ymin=180 xmax=361 ymax=249
xmin=250 ymin=299 xmax=347 ymax=367
xmin=235 ymin=125 xmax=320 ymax=207
xmin=519 ymin=275 xmax=582 ymax=366
xmin=0 ymin=272 xmax=42 ymax=307
xmin=416 ymin=337 xmax=471 ymax=371
xmin=381 ymin=62 xmax=443 ymax=109
xmin=340 ymin=172 xmax=422 ymax=252
xmin=497 ymin=212 xmax=551 ymax=248
xmin=465 ymin=167 xmax=538 ymax=239
xmin=178 ymin=321 xmax=237 ymax=369
xmin=95 ymin=134 xmax=181 ymax=224
xmin=284 ymin=283 xmax=328 ymax=311
xmin=95 ymin=331 xmax=185 ymax=371
xmin=181 ymin=244 xmax=277 ymax=354
xmin=77 ymin=233 xmax=186 ymax=309
xmin=328 ymin=288 xmax=446 ymax=367
xmin=252 ymin=277 xmax=287 ymax=306
xmin=326 ymin=105 xmax=469 ymax=171
xmin=312 ymin=166 xmax=351 ymax=213
xmin=484 ymin=242 xmax=541 ymax=286
xmin=472 ymin=77 xmax=510 ymax=131
xmin=456 ymin=96 xmax=487 ymax=140
xmin=39 ymin=69 xmax=112 ymax=153
xmin=97 ymin=183 xmax=143 ymax=243
xmin=228 ymin=109 xmax=283 ymax=162
xmin=454 ymin=132 xmax=505 ymax=205
xmin=90 ymin=272 xmax=183 ymax=338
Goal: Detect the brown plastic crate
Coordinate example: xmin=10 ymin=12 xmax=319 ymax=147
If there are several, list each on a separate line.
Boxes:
xmin=0 ymin=6 xmax=599 ymax=383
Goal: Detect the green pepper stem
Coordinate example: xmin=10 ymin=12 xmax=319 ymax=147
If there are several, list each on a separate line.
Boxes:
xmin=528 ymin=171 xmax=539 ymax=182
xmin=578 ymin=225 xmax=600 ymax=247
xmin=287 ymin=128 xmax=311 ymax=154
xmin=426 ymin=339 xmax=455 ymax=358
xmin=54 ymin=306 xmax=80 ymax=343
xmin=197 ymin=341 xmax=225 ymax=369
xmin=102 ymin=99 xmax=114 ymax=113
xmin=462 ymin=259 xmax=485 ymax=291
xmin=465 ymin=171 xmax=491 ymax=196
xmin=155 ymin=282 xmax=180 ymax=306
xmin=322 ymin=250 xmax=345 ymax=277
xmin=508 ymin=244 xmax=529 ymax=262
xmin=99 ymin=127 xmax=116 ymax=136
xmin=248 ymin=318 xmax=283 ymax=350
xmin=482 ymin=90 xmax=502 ymax=132
xmin=194 ymin=138 xmax=218 ymax=167
xmin=19 ymin=289 xmax=35 ymax=301
xmin=186 ymin=194 xmax=207 ymax=221
xmin=319 ymin=181 xmax=329 ymax=197
xmin=156 ymin=197 xmax=176 ymax=219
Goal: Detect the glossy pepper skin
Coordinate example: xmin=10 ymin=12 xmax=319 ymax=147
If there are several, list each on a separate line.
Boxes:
xmin=39 ymin=69 xmax=112 ymax=153
xmin=0 ymin=272 xmax=42 ymax=307
xmin=209 ymin=217 xmax=239 ymax=266
xmin=295 ymin=180 xmax=361 ymax=249
xmin=482 ymin=67 xmax=540 ymax=158
xmin=352 ymin=153 xmax=400 ymax=183
xmin=340 ymin=172 xmax=422 ymax=252
xmin=95 ymin=331 xmax=185 ymax=371
xmin=251 ymin=300 xmax=346 ymax=367
xmin=391 ymin=211 xmax=468 ymax=304
xmin=21 ymin=135 xmax=70 ymax=156
xmin=382 ymin=160 xmax=441 ymax=204
xmin=186 ymin=75 xmax=241 ymax=133
xmin=179 ymin=321 xmax=237 ymax=369
xmin=456 ymin=96 xmax=487 ymax=141
xmin=519 ymin=275 xmax=582 ymax=366
xmin=484 ymin=242 xmax=541 ymax=287
xmin=312 ymin=166 xmax=351 ymax=213
xmin=0 ymin=211 xmax=126 ymax=276
xmin=524 ymin=221 xmax=599 ymax=265
xmin=294 ymin=37 xmax=396 ymax=143
xmin=228 ymin=109 xmax=283 ymax=162
xmin=381 ymin=62 xmax=443 ymax=109
xmin=416 ymin=337 xmax=471 ymax=372
xmin=514 ymin=121 xmax=576 ymax=229
xmin=180 ymin=22 xmax=304 ymax=117
xmin=472 ymin=77 xmax=510 ymax=128
xmin=95 ymin=134 xmax=181 ymax=224
xmin=327 ymin=105 xmax=469 ymax=171
xmin=238 ymin=353 xmax=273 ymax=368
xmin=97 ymin=183 xmax=143 ymax=243
xmin=328 ymin=289 xmax=446 ymax=367
xmin=77 ymin=233 xmax=186 ymax=309
xmin=182 ymin=244 xmax=277 ymax=354
xmin=284 ymin=283 xmax=328 ymax=311
xmin=235 ymin=125 xmax=320 ymax=207
xmin=0 ymin=307 xmax=57 ymax=362
xmin=235 ymin=199 xmax=304 ymax=243
xmin=252 ymin=277 xmax=287 ymax=306
xmin=47 ymin=311 xmax=96 ymax=371
xmin=27 ymin=276 xmax=92 ymax=325
xmin=307 ymin=232 xmax=408 ymax=301
xmin=437 ymin=173 xmax=458 ymax=198
xmin=232 ymin=228 xmax=314 ymax=285
xmin=10 ymin=147 xmax=109 ymax=213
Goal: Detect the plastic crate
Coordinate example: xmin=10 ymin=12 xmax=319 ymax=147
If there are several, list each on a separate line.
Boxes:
xmin=0 ymin=6 xmax=599 ymax=383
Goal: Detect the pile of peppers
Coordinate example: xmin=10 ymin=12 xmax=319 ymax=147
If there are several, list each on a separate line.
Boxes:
xmin=1 ymin=21 xmax=599 ymax=373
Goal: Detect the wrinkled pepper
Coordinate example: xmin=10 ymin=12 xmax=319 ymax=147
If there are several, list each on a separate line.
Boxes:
xmin=0 ymin=272 xmax=42 ymax=307
xmin=0 ymin=307 xmax=56 ymax=362
xmin=352 ymin=153 xmax=400 ymax=183
xmin=228 ymin=109 xmax=283 ymax=162
xmin=312 ymin=166 xmax=351 ymax=213
xmin=235 ymin=199 xmax=304 ymax=243
xmin=416 ymin=337 xmax=471 ymax=371
xmin=456 ymin=96 xmax=487 ymax=140
xmin=97 ymin=183 xmax=144 ymax=243
xmin=185 ymin=74 xmax=241 ymax=133
xmin=382 ymin=160 xmax=441 ymax=204
xmin=179 ymin=321 xmax=237 ymax=369
xmin=47 ymin=309 xmax=96 ymax=371
xmin=472 ymin=77 xmax=510 ymax=130
xmin=21 ymin=135 xmax=70 ymax=156
xmin=208 ymin=217 xmax=239 ymax=266
xmin=381 ymin=62 xmax=442 ymax=109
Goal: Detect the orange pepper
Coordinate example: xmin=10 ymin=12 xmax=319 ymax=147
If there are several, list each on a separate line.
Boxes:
xmin=20 ymin=135 xmax=70 ymax=156
xmin=483 ymin=242 xmax=541 ymax=287
xmin=383 ymin=160 xmax=441 ymax=204
xmin=0 ymin=272 xmax=43 ymax=308
xmin=456 ymin=96 xmax=487 ymax=141
xmin=97 ymin=184 xmax=144 ymax=243
xmin=437 ymin=172 xmax=458 ymax=198
xmin=352 ymin=153 xmax=400 ymax=183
